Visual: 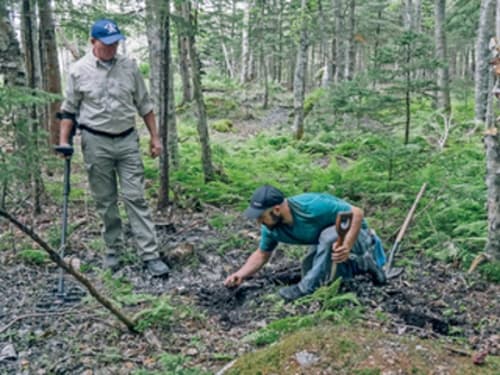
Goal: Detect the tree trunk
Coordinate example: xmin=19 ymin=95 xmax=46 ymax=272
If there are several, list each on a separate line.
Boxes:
xmin=185 ymin=2 xmax=215 ymax=182
xmin=475 ymin=0 xmax=495 ymax=123
xmin=240 ymin=0 xmax=251 ymax=84
xmin=21 ymin=0 xmax=44 ymax=215
xmin=435 ymin=0 xmax=451 ymax=114
xmin=38 ymin=0 xmax=62 ymax=146
xmin=345 ymin=0 xmax=356 ymax=81
xmin=484 ymin=128 xmax=500 ymax=260
xmin=145 ymin=0 xmax=170 ymax=211
xmin=167 ymin=37 xmax=179 ymax=170
xmin=293 ymin=0 xmax=309 ymax=140
xmin=0 ymin=2 xmax=25 ymax=86
xmin=277 ymin=0 xmax=284 ymax=83
xmin=175 ymin=1 xmax=192 ymax=104
xmin=145 ymin=0 xmax=160 ymax=115
xmin=334 ymin=0 xmax=344 ymax=83
xmin=403 ymin=0 xmax=414 ymax=145
xmin=414 ymin=0 xmax=422 ymax=32
xmin=318 ymin=0 xmax=333 ymax=87
xmin=259 ymin=1 xmax=269 ymax=109
xmin=484 ymin=0 xmax=500 ymax=260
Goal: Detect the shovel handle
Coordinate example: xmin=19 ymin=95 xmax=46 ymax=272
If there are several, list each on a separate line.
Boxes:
xmin=330 ymin=211 xmax=353 ymax=282
xmin=335 ymin=211 xmax=353 ymax=247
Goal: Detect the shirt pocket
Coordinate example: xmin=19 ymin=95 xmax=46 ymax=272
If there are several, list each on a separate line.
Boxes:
xmin=80 ymin=81 xmax=104 ymax=102
xmin=108 ymin=79 xmax=133 ymax=103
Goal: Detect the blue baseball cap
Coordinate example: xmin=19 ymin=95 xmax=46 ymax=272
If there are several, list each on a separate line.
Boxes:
xmin=91 ymin=19 xmax=125 ymax=45
xmin=244 ymin=185 xmax=285 ymax=219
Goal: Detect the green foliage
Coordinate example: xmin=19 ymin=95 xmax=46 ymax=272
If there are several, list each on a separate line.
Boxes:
xmin=295 ymin=278 xmax=360 ymax=313
xmin=139 ymin=62 xmax=150 ymax=78
xmin=17 ymin=249 xmax=48 ymax=265
xmin=303 ymin=88 xmax=325 ymax=117
xmin=480 ymin=261 xmax=500 ymax=283
xmin=243 ymin=314 xmax=318 ymax=346
xmin=205 ymin=96 xmax=238 ymax=118
xmin=208 ymin=213 xmax=235 ymax=229
xmin=133 ymin=297 xmax=174 ymax=331
xmin=211 ymin=119 xmax=234 ymax=132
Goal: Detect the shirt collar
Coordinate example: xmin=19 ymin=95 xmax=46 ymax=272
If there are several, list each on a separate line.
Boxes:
xmin=87 ymin=50 xmax=117 ymax=69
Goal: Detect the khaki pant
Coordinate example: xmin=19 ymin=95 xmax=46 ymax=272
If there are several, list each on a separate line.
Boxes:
xmin=81 ymin=129 xmax=158 ymax=261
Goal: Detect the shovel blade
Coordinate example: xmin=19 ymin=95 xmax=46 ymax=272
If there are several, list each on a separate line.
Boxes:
xmin=385 ymin=267 xmax=404 ymax=279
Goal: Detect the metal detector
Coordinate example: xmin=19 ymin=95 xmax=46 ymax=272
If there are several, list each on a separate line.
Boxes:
xmin=53 ymin=144 xmax=74 ymax=299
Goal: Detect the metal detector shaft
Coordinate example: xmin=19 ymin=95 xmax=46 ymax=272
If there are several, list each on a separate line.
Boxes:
xmin=384 ymin=182 xmax=427 ymax=276
xmin=54 ymin=145 xmax=74 ymax=296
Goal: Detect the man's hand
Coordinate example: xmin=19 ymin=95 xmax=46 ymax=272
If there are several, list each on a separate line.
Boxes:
xmin=150 ymin=137 xmax=162 ymax=158
xmin=55 ymin=144 xmax=74 ymax=158
xmin=332 ymin=242 xmax=350 ymax=263
xmin=224 ymin=272 xmax=245 ymax=288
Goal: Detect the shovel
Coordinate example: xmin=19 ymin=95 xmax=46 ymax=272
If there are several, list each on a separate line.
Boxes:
xmin=53 ymin=144 xmax=74 ymax=298
xmin=330 ymin=211 xmax=353 ymax=281
xmin=384 ymin=182 xmax=427 ymax=279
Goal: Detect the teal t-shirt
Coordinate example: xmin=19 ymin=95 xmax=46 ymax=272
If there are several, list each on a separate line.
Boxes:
xmin=259 ymin=193 xmax=368 ymax=252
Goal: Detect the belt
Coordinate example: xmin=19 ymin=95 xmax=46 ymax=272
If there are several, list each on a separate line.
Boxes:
xmin=79 ymin=124 xmax=135 ymax=138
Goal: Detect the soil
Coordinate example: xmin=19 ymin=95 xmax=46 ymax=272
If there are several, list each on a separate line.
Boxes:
xmin=1 ymin=103 xmax=498 ymax=374
xmin=0 ymin=208 xmax=498 ymax=374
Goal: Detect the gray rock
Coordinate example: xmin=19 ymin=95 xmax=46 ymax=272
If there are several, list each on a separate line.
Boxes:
xmin=295 ymin=350 xmax=319 ymax=367
xmin=0 ymin=343 xmax=17 ymax=361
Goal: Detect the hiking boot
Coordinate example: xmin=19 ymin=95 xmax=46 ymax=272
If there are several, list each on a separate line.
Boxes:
xmin=363 ymin=254 xmax=387 ymax=286
xmin=278 ymin=284 xmax=307 ymax=303
xmin=103 ymin=254 xmax=121 ymax=272
xmin=145 ymin=259 xmax=170 ymax=277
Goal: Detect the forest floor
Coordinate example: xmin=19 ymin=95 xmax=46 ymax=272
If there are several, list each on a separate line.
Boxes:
xmin=1 ymin=100 xmax=499 ymax=374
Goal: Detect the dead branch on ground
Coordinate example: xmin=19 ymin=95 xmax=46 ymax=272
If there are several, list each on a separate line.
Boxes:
xmin=0 ymin=208 xmax=137 ymax=332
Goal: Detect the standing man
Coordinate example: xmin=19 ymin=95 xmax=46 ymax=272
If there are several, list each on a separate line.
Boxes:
xmin=224 ymin=185 xmax=387 ymax=302
xmin=58 ymin=19 xmax=169 ymax=276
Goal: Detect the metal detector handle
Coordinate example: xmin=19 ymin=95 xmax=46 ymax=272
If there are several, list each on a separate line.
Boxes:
xmin=54 ymin=145 xmax=74 ymax=158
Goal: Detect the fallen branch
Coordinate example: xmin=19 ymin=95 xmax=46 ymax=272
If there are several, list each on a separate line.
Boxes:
xmin=0 ymin=208 xmax=137 ymax=332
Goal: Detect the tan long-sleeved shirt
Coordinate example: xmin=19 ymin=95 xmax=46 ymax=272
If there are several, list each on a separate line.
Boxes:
xmin=61 ymin=51 xmax=153 ymax=134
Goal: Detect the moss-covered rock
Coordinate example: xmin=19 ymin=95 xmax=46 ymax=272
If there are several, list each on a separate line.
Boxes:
xmin=211 ymin=119 xmax=234 ymax=133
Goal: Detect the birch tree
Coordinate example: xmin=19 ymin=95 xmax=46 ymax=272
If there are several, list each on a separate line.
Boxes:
xmin=485 ymin=0 xmax=500 ymax=260
xmin=475 ymin=0 xmax=495 ymax=123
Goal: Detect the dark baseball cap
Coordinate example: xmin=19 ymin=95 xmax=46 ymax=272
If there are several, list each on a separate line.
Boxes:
xmin=244 ymin=185 xmax=285 ymax=219
xmin=91 ymin=19 xmax=125 ymax=45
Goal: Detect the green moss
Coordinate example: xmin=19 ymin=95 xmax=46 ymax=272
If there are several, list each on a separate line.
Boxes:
xmin=17 ymin=249 xmax=48 ymax=265
xmin=211 ymin=119 xmax=234 ymax=132
xmin=229 ymin=325 xmax=500 ymax=374
xmin=304 ymin=87 xmax=326 ymax=117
